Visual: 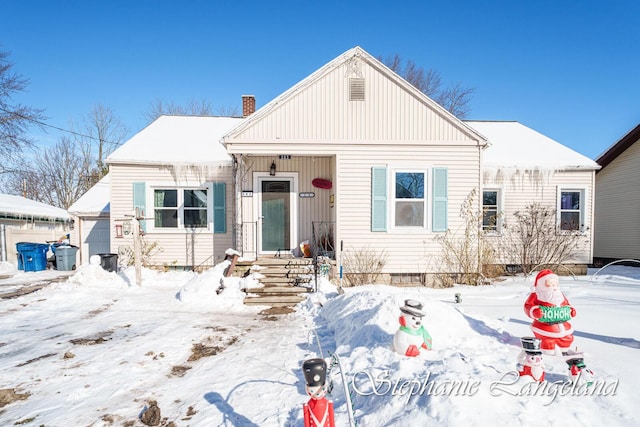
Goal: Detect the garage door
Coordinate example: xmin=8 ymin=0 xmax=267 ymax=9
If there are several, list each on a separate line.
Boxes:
xmin=82 ymin=218 xmax=111 ymax=261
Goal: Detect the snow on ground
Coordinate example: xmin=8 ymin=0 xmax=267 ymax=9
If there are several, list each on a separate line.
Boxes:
xmin=0 ymin=259 xmax=639 ymax=426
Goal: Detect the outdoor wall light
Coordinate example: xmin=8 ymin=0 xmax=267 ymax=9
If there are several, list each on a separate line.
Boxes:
xmin=270 ymin=161 xmax=276 ymax=176
xmin=115 ymin=224 xmax=124 ymax=238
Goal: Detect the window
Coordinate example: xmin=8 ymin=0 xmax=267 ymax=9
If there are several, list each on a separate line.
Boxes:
xmin=154 ymin=189 xmax=178 ymax=228
xmin=394 ymin=171 xmax=425 ymax=227
xmin=154 ymin=188 xmax=208 ymax=229
xmin=371 ymin=167 xmax=447 ymax=232
xmin=482 ymin=189 xmax=501 ymax=232
xmin=184 ymin=189 xmax=208 ymax=227
xmin=558 ymin=189 xmax=584 ymax=231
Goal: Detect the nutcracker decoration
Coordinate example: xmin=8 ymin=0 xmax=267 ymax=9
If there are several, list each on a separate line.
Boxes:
xmin=393 ymin=299 xmax=433 ymax=357
xmin=524 ymin=269 xmax=593 ymax=383
xmin=302 ymin=358 xmax=335 ymax=427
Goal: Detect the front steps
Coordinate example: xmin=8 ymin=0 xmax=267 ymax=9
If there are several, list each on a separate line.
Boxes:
xmin=242 ymin=257 xmax=315 ymax=308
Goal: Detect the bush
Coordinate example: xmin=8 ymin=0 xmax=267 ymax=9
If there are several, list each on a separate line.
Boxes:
xmin=342 ymin=246 xmax=388 ymax=286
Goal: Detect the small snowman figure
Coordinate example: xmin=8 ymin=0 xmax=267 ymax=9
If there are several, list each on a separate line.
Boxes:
xmin=517 ymin=336 xmax=545 ymax=382
xmin=393 ymin=299 xmax=432 ymax=357
xmin=302 ymin=358 xmax=335 ymax=427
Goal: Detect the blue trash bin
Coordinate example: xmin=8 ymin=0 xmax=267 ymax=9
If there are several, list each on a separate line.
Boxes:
xmin=17 ymin=243 xmax=49 ymax=272
xmin=16 ymin=242 xmax=36 ymax=270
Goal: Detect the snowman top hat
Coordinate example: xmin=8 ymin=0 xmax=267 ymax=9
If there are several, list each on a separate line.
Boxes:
xmin=400 ymin=299 xmax=425 ymax=317
xmin=302 ymin=358 xmax=327 ymax=387
xmin=520 ymin=336 xmax=542 ymax=355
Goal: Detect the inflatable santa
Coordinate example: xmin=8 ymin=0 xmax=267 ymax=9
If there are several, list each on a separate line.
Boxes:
xmin=516 ymin=336 xmax=545 ymax=382
xmin=393 ymin=299 xmax=432 ymax=357
xmin=302 ymin=358 xmax=335 ymax=427
xmin=524 ymin=269 xmax=593 ymax=383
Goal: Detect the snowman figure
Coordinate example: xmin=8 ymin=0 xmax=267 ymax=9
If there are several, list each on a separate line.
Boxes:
xmin=517 ymin=336 xmax=545 ymax=382
xmin=393 ymin=299 xmax=432 ymax=357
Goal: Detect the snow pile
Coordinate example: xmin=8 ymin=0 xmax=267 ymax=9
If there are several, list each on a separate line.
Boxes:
xmin=0 ymin=261 xmax=638 ymax=426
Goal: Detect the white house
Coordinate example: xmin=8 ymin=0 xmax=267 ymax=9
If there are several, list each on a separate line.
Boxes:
xmin=103 ymin=46 xmax=600 ymax=282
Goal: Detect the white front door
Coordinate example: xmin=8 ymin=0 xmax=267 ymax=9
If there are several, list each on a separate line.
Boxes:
xmin=255 ymin=173 xmax=298 ymax=255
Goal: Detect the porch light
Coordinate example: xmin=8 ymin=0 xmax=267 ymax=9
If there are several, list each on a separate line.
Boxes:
xmin=115 ymin=224 xmax=124 ymax=238
xmin=270 ymin=161 xmax=276 ymax=176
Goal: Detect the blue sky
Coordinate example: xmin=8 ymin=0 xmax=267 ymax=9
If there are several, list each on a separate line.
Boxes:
xmin=2 ymin=0 xmax=638 ymax=159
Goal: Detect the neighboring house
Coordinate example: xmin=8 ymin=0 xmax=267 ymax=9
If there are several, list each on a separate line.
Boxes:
xmin=105 ymin=46 xmax=601 ymax=281
xmin=469 ymin=121 xmax=600 ymax=271
xmin=594 ymin=124 xmax=640 ymax=262
xmin=0 ymin=194 xmax=73 ymax=263
xmin=106 ymin=115 xmax=243 ymax=268
xmin=68 ymin=174 xmax=111 ymax=265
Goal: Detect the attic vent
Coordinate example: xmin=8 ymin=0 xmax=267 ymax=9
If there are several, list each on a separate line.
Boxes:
xmin=349 ymin=78 xmax=365 ymax=101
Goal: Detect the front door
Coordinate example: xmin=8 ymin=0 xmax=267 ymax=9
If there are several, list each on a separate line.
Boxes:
xmin=261 ymin=180 xmax=290 ymax=252
xmin=257 ymin=175 xmax=297 ymax=255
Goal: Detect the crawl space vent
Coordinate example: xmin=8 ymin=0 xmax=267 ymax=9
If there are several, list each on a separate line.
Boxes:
xmin=349 ymin=78 xmax=365 ymax=101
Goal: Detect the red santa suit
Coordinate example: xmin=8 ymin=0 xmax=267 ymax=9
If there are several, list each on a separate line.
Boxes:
xmin=523 ymin=270 xmax=576 ymax=354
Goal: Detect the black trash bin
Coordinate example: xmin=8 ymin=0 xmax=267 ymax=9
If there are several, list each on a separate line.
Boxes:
xmin=98 ymin=253 xmax=118 ymax=272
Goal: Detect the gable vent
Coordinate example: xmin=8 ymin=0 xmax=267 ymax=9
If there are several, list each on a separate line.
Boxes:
xmin=349 ymin=78 xmax=365 ymax=101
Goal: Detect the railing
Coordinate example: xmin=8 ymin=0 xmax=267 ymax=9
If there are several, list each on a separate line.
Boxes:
xmin=312 ymin=221 xmax=336 ymax=292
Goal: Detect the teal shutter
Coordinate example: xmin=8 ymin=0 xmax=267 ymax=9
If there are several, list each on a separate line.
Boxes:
xmin=371 ymin=167 xmax=387 ymax=232
xmin=212 ymin=182 xmax=226 ymax=233
xmin=133 ymin=182 xmax=147 ymax=232
xmin=432 ymin=168 xmax=448 ymax=232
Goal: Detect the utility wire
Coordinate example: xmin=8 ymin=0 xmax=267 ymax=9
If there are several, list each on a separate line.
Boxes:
xmin=0 ymin=106 xmax=123 ymax=146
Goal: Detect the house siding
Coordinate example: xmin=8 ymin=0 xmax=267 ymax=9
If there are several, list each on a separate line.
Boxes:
xmin=484 ymin=170 xmax=595 ymax=264
xmin=336 ymin=145 xmax=481 ymax=274
xmin=594 ymin=137 xmax=640 ymax=259
xmin=109 ymin=163 xmax=234 ymax=268
xmin=226 ymin=55 xmax=478 ymax=148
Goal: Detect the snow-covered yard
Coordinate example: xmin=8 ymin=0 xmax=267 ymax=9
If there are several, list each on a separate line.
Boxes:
xmin=0 ymin=259 xmax=638 ymax=426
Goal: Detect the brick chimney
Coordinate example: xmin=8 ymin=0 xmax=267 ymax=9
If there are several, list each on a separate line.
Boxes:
xmin=242 ymin=95 xmax=256 ymax=117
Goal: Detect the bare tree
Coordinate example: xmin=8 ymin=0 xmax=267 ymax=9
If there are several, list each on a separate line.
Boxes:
xmin=3 ymin=136 xmax=93 ymax=209
xmin=72 ymin=104 xmax=128 ymax=182
xmin=499 ymin=203 xmax=585 ymax=274
xmin=380 ymin=54 xmax=474 ymax=118
xmin=0 ymin=46 xmax=46 ymax=173
xmin=144 ymin=98 xmax=239 ymax=124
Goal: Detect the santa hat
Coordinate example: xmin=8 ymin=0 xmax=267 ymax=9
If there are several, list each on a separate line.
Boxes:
xmin=533 ymin=269 xmax=559 ymax=289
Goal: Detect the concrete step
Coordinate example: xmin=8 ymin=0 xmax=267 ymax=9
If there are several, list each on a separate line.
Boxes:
xmin=244 ymin=295 xmax=307 ymax=307
xmin=245 ymin=286 xmax=312 ymax=295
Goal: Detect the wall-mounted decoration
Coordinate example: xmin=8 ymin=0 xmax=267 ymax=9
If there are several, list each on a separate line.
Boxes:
xmin=312 ymin=178 xmax=332 ymax=190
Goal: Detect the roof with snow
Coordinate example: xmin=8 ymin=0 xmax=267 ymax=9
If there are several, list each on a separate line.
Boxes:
xmin=68 ymin=174 xmax=110 ymax=216
xmin=107 ymin=115 xmax=244 ymax=165
xmin=0 ymin=194 xmax=71 ymax=222
xmin=466 ymin=120 xmax=600 ymax=171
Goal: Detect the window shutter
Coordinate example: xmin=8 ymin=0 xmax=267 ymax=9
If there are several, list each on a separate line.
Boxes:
xmin=371 ymin=167 xmax=387 ymax=232
xmin=432 ymin=168 xmax=448 ymax=232
xmin=213 ymin=182 xmax=226 ymax=233
xmin=133 ymin=182 xmax=147 ymax=232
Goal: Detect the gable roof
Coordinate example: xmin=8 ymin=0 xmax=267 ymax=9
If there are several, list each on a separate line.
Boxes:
xmin=223 ymin=46 xmax=486 ymax=145
xmin=68 ymin=174 xmax=110 ymax=216
xmin=595 ymin=123 xmax=640 ymax=170
xmin=467 ymin=120 xmax=601 ymax=171
xmin=0 ymin=194 xmax=70 ymax=222
xmin=107 ymin=115 xmax=244 ymax=165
